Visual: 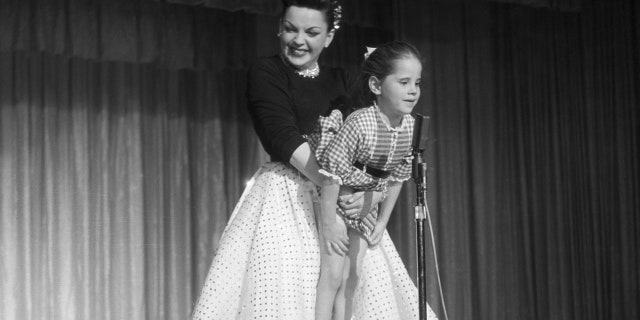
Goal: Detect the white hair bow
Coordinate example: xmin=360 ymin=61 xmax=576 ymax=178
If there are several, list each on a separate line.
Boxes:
xmin=364 ymin=46 xmax=377 ymax=60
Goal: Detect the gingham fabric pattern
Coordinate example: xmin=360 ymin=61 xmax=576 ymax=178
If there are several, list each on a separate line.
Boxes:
xmin=305 ymin=109 xmax=344 ymax=169
xmin=305 ymin=105 xmax=415 ymax=238
xmin=316 ymin=105 xmax=414 ymax=191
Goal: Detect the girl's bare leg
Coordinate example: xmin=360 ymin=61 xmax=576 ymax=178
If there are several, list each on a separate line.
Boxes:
xmin=333 ymin=273 xmax=346 ymax=320
xmin=343 ymin=228 xmax=368 ymax=320
xmin=316 ymin=215 xmax=348 ymax=320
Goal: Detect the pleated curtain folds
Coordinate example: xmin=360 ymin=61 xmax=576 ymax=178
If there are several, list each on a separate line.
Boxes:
xmin=1 ymin=0 xmax=639 ymax=320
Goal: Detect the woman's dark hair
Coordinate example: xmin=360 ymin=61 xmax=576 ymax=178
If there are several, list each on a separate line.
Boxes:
xmin=281 ymin=0 xmax=342 ymax=31
xmin=351 ymin=41 xmax=423 ymax=108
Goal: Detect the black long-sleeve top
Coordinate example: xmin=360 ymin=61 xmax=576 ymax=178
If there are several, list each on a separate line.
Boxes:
xmin=247 ymin=55 xmax=351 ymax=162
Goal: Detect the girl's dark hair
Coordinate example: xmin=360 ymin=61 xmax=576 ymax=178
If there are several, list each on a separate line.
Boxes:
xmin=281 ymin=0 xmax=342 ymax=31
xmin=351 ymin=41 xmax=423 ymax=107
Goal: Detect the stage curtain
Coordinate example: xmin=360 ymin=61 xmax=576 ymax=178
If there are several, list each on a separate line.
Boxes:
xmin=2 ymin=0 xmax=638 ymax=319
xmin=401 ymin=0 xmax=639 ymax=319
xmin=0 ymin=50 xmax=268 ymax=319
xmin=162 ymin=0 xmax=398 ymax=29
xmin=0 ymin=1 xmax=394 ymax=319
xmin=0 ymin=0 xmax=273 ymax=70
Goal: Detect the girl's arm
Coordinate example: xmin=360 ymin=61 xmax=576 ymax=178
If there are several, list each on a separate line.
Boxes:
xmin=319 ymin=179 xmax=349 ymax=256
xmin=368 ymin=181 xmax=404 ymax=247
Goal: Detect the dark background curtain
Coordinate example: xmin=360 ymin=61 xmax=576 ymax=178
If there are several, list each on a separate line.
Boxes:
xmin=0 ymin=0 xmax=637 ymax=319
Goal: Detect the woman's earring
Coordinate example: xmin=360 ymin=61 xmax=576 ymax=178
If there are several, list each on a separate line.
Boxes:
xmin=277 ymin=32 xmax=283 ymax=37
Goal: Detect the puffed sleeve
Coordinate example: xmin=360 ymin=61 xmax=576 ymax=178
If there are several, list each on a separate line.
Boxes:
xmin=306 ymin=109 xmax=344 ymax=164
xmin=246 ymin=58 xmax=305 ymax=162
xmin=317 ymin=116 xmax=364 ymax=185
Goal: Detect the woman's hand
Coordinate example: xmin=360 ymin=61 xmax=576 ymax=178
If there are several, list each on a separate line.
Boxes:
xmin=338 ymin=188 xmax=383 ymax=219
xmin=321 ymin=216 xmax=349 ymax=256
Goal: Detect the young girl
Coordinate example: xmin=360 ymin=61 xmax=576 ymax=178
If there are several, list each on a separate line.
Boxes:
xmin=309 ymin=41 xmax=438 ymax=320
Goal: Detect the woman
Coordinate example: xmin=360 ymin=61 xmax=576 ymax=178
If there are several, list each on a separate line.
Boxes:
xmin=191 ymin=1 xmax=419 ymax=319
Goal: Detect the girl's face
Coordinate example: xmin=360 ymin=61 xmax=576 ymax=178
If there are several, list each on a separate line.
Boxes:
xmin=372 ymin=56 xmax=422 ymax=120
xmin=279 ymin=6 xmax=335 ymax=70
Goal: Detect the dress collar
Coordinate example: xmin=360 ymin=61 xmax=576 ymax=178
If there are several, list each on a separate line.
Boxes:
xmin=373 ymin=101 xmax=405 ymax=131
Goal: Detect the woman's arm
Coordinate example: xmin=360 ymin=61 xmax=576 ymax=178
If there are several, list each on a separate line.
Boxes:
xmin=247 ymin=58 xmax=306 ymax=163
xmin=290 ymin=141 xmax=384 ymax=221
xmin=289 ymin=142 xmax=325 ymax=186
xmin=338 ymin=189 xmax=383 ymax=218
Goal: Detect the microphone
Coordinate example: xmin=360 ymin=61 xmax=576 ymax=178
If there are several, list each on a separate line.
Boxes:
xmin=412 ymin=113 xmax=429 ymax=151
xmin=411 ymin=113 xmax=430 ymax=183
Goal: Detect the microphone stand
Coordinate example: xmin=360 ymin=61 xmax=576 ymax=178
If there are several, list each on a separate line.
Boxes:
xmin=411 ymin=114 xmax=448 ymax=320
xmin=412 ymin=143 xmax=430 ymax=320
xmin=411 ymin=113 xmax=429 ymax=320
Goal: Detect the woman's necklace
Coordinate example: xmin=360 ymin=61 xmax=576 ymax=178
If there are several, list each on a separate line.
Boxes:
xmin=295 ymin=63 xmax=320 ymax=78
xmin=279 ymin=55 xmax=320 ymax=78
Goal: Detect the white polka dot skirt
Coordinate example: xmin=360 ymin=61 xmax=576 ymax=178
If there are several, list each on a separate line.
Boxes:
xmin=354 ymin=234 xmax=438 ymax=320
xmin=190 ymin=162 xmax=438 ymax=320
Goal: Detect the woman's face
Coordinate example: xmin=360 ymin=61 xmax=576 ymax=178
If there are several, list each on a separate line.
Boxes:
xmin=279 ymin=6 xmax=334 ymax=70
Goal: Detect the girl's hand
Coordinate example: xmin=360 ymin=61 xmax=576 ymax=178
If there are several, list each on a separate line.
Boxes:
xmin=368 ymin=223 xmax=387 ymax=248
xmin=321 ymin=217 xmax=349 ymax=256
xmin=338 ymin=189 xmax=382 ymax=218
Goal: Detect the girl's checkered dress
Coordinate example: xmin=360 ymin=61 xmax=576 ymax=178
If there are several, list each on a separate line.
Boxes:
xmin=307 ymin=105 xmax=415 ymax=238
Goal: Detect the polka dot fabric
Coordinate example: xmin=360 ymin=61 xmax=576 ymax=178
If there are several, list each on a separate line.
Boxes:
xmin=354 ymin=233 xmax=438 ymax=320
xmin=190 ymin=162 xmax=438 ymax=320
